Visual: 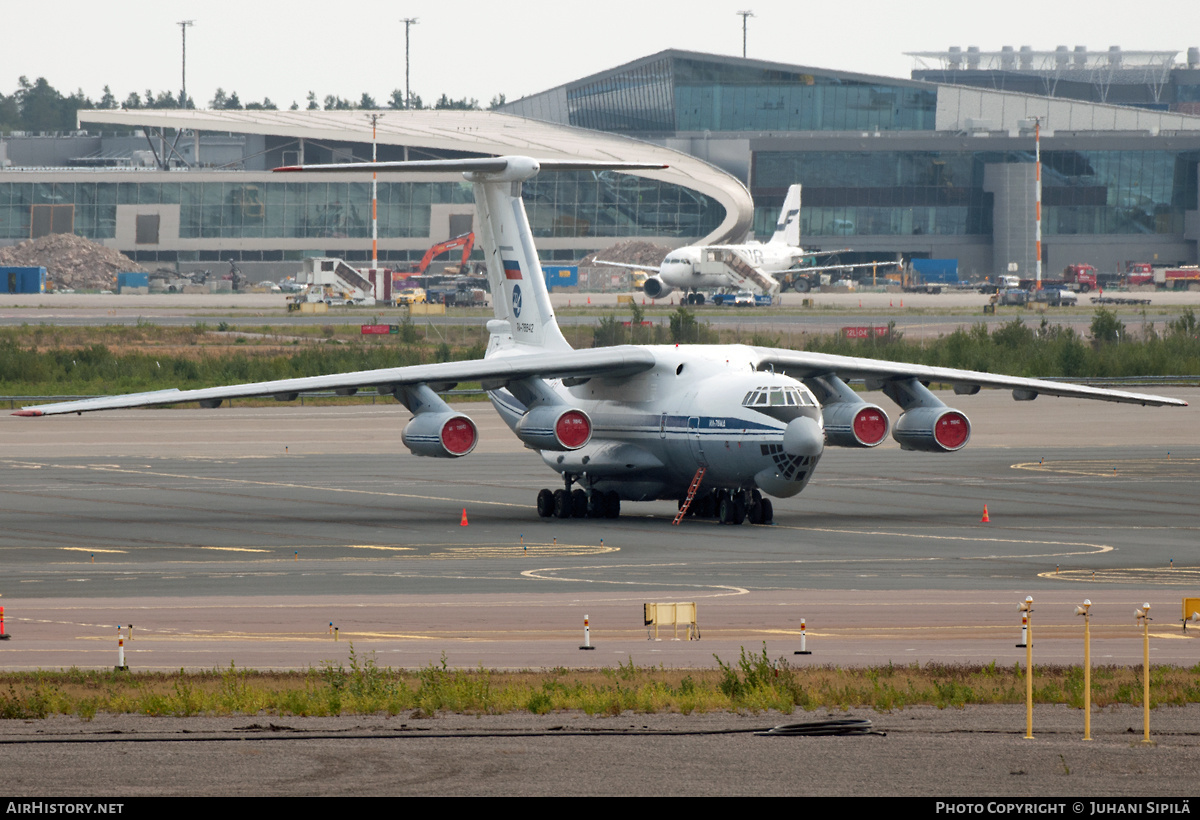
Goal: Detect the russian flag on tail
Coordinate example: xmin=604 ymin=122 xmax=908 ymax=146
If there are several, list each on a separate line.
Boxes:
xmin=503 ymin=259 xmax=522 ymax=280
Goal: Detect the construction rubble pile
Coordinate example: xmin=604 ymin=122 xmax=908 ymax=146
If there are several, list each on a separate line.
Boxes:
xmin=0 ymin=234 xmax=146 ymax=290
xmin=578 ymin=240 xmax=674 ymax=267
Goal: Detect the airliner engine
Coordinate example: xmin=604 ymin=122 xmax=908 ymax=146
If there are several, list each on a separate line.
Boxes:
xmin=892 ymin=407 xmax=971 ymax=452
xmin=401 ymin=412 xmax=478 ymax=458
xmin=821 ymin=402 xmax=890 ymax=448
xmin=642 ymin=276 xmax=676 ymax=299
xmin=515 ymin=406 xmax=592 ymax=451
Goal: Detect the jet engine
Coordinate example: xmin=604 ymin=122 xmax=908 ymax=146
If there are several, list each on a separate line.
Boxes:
xmin=821 ymin=402 xmax=890 ymax=448
xmin=401 ymin=412 xmax=478 ymax=458
xmin=515 ymin=406 xmax=592 ymax=451
xmin=892 ymin=407 xmax=971 ymax=452
xmin=642 ymin=276 xmax=676 ymax=299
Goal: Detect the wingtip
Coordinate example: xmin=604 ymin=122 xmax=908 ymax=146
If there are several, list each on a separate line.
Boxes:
xmin=12 ymin=409 xmax=43 ymax=417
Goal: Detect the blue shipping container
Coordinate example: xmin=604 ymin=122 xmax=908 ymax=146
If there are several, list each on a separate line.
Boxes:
xmin=542 ymin=265 xmax=578 ymax=291
xmin=1 ymin=266 xmax=46 ymax=294
xmin=117 ymin=272 xmax=151 ymax=290
xmin=911 ymin=258 xmax=959 ymax=284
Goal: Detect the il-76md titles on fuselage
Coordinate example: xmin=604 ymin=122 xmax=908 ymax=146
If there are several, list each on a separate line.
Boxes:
xmin=16 ymin=156 xmax=1186 ymax=527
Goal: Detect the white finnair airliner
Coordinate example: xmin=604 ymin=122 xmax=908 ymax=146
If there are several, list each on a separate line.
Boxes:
xmin=16 ymin=156 xmax=1186 ymax=526
xmin=596 ymin=184 xmax=895 ymax=303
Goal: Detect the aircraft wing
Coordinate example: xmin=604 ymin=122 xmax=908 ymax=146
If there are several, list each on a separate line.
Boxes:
xmin=592 ymin=260 xmax=662 ymax=273
xmin=14 ymin=347 xmax=657 ymax=416
xmin=786 ymin=260 xmax=901 ymax=274
xmin=752 ymin=348 xmax=1188 ymax=407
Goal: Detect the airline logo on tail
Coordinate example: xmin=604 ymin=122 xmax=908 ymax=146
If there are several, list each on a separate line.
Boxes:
xmin=512 ymin=285 xmax=523 ymax=318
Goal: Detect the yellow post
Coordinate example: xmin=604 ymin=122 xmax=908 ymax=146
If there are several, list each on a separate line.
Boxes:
xmin=1076 ymin=599 xmax=1092 ymax=740
xmin=1020 ymin=596 xmax=1034 ymax=739
xmin=1138 ymin=603 xmax=1152 ymax=743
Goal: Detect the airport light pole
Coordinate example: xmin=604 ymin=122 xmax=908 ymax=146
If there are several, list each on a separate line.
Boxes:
xmin=1034 ymin=116 xmax=1042 ymax=290
xmin=178 ymin=20 xmax=194 ymax=108
xmin=737 ymin=10 xmax=754 ymax=58
xmin=367 ymin=113 xmax=383 ymax=270
xmin=402 ymin=17 xmax=419 ymax=109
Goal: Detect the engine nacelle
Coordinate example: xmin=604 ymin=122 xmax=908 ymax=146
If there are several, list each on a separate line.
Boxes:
xmin=822 ymin=402 xmax=890 ymax=448
xmin=515 ymin=406 xmax=592 ymax=451
xmin=401 ymin=412 xmax=478 ymax=458
xmin=642 ymin=276 xmax=676 ymax=299
xmin=892 ymin=407 xmax=971 ymax=452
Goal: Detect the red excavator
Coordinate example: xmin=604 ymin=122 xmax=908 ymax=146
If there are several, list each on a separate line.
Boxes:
xmin=409 ymin=233 xmax=474 ymax=274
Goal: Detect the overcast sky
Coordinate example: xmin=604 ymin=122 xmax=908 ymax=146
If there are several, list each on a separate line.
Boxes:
xmin=6 ymin=0 xmax=1197 ymax=108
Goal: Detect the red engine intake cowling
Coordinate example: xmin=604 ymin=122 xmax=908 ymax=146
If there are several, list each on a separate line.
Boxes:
xmin=892 ymin=407 xmax=971 ymax=452
xmin=515 ymin=406 xmax=593 ymax=451
xmin=402 ymin=412 xmax=478 ymax=458
xmin=821 ymin=402 xmax=890 ymax=448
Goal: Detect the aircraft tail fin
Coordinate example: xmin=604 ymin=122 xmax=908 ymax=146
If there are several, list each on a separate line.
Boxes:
xmin=770 ymin=184 xmax=802 ymax=247
xmin=276 ymin=156 xmax=665 ymax=353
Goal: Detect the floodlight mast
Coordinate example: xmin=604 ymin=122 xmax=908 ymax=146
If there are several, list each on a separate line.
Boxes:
xmin=178 ymin=20 xmax=194 ymax=108
xmin=737 ymin=11 xmax=755 ymax=58
xmin=402 ymin=17 xmax=419 ymax=109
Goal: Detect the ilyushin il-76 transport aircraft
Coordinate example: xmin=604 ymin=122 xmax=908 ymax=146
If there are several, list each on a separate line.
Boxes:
xmin=16 ymin=156 xmax=1187 ymax=527
xmin=596 ymin=184 xmax=897 ymax=303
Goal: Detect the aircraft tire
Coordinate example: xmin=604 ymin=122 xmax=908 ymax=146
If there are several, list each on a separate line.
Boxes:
xmin=718 ymin=496 xmax=734 ymax=525
xmin=588 ymin=492 xmax=607 ymax=518
xmin=694 ymin=293 xmax=705 ymax=305
xmin=553 ymin=489 xmax=571 ymax=519
xmin=604 ymin=491 xmax=620 ymax=519
xmin=733 ymin=499 xmax=747 ymax=525
xmin=536 ymin=489 xmax=554 ymax=518
xmin=794 ymin=279 xmax=811 ymax=293
xmin=571 ymin=489 xmax=588 ymax=518
xmin=760 ymin=498 xmax=773 ymax=525
xmin=748 ymin=500 xmax=763 ymax=525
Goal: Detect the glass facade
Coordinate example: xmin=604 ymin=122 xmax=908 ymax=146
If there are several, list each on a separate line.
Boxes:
xmin=753 ymin=151 xmax=992 ymax=237
xmin=0 ymin=173 xmax=719 ymax=244
xmin=523 ymin=170 xmax=721 ymax=239
xmin=752 ymin=149 xmax=1199 ymax=238
xmin=565 ymin=56 xmax=938 ymax=133
xmin=1040 ymin=150 xmax=1199 ymax=236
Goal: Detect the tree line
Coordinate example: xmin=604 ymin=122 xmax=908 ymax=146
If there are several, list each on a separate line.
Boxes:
xmin=0 ymin=76 xmax=507 ymax=133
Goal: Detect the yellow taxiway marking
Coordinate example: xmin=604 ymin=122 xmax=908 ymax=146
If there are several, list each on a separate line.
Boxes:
xmin=60 ymin=547 xmax=127 ymax=554
xmin=200 ymin=546 xmax=271 ymax=553
xmin=75 ymin=632 xmax=433 ymax=643
xmin=0 ymin=459 xmax=527 ymax=508
xmin=776 ymin=525 xmax=1114 ymax=560
xmin=522 ymin=563 xmax=747 ymax=596
xmin=1013 ymin=457 xmax=1200 ymax=478
xmin=427 ymin=544 xmax=619 ymax=559
xmin=347 ymin=545 xmax=416 ymax=552
xmin=1039 ymin=567 xmax=1200 ymax=586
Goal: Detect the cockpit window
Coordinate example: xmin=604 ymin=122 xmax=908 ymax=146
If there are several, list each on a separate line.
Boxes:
xmin=742 ymin=386 xmax=814 ymax=408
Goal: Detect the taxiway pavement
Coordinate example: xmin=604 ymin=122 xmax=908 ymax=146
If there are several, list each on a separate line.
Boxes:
xmin=0 ymin=390 xmax=1195 ymax=672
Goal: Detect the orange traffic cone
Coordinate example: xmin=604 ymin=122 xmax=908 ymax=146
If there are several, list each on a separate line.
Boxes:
xmin=981 ymin=505 xmax=990 ymax=523
xmin=460 ymin=509 xmax=469 ymax=526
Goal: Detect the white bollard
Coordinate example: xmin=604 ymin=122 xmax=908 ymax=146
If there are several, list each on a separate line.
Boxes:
xmin=116 ymin=626 xmax=128 ymax=671
xmin=1017 ymin=611 xmax=1028 ymax=648
xmin=579 ymin=614 xmax=595 ymax=650
xmin=794 ymin=617 xmax=812 ymax=655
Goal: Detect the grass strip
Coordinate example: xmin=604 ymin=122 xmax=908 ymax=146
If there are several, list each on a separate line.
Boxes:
xmin=4 ymin=646 xmax=1200 ymax=720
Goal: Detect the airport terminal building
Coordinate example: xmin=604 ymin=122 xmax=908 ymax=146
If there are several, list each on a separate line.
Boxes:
xmin=2 ymin=48 xmax=1199 ymax=279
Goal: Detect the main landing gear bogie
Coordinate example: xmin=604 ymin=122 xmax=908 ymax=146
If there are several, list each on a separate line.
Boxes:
xmin=681 ymin=489 xmax=773 ymax=525
xmin=536 ymin=487 xmax=620 ymax=519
